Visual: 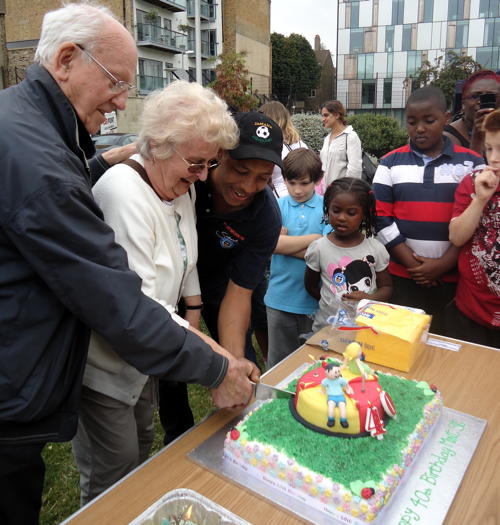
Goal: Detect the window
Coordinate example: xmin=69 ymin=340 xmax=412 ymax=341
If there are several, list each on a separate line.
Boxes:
xmin=484 ymin=18 xmax=500 ymax=47
xmin=357 ymin=54 xmax=374 ymax=79
xmin=386 ymin=26 xmax=395 ymax=52
xmin=383 ymin=79 xmax=392 ymax=105
xmin=448 ymin=0 xmax=463 ymax=21
xmin=138 ymin=58 xmax=166 ymax=93
xmin=407 ymin=51 xmax=422 ymax=76
xmin=350 ymin=29 xmax=364 ymax=53
xmin=387 ymin=52 xmax=394 ymax=78
xmin=455 ymin=21 xmax=469 ymax=49
xmin=423 ymin=0 xmax=434 ymax=23
xmin=402 ymin=24 xmax=412 ymax=51
xmin=480 ymin=0 xmax=499 ymax=18
xmin=136 ymin=9 xmax=161 ymax=40
xmin=362 ymin=80 xmax=376 ymax=105
xmin=392 ymin=0 xmax=404 ymax=25
xmin=351 ymin=1 xmax=360 ymax=29
xmin=476 ymin=47 xmax=500 ymax=70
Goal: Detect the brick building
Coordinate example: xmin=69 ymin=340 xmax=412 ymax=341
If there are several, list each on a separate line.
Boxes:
xmin=4 ymin=0 xmax=271 ymax=131
xmin=305 ymin=34 xmax=336 ymax=112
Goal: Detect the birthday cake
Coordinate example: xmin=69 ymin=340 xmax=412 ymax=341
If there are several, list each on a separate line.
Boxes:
xmin=223 ymin=348 xmax=442 ymax=523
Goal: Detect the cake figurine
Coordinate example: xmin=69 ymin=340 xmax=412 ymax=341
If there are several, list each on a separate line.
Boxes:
xmin=343 ymin=342 xmax=372 ymax=392
xmin=321 ymin=363 xmax=353 ymax=428
xmin=291 ymin=351 xmax=395 ymax=438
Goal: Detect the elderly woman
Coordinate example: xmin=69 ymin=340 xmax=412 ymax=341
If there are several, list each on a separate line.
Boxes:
xmin=72 ymin=80 xmax=238 ymax=504
xmin=320 ymin=100 xmax=362 ymax=190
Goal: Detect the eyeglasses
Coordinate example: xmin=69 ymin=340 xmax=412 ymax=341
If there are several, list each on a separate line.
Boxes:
xmin=174 ymin=149 xmax=219 ymax=174
xmin=76 ymin=44 xmax=135 ymax=94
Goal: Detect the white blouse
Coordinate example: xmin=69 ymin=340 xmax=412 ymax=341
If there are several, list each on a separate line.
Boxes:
xmin=320 ymin=125 xmax=362 ymax=186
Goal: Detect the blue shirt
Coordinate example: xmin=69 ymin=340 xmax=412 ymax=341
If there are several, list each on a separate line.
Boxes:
xmin=322 ymin=376 xmax=348 ymax=397
xmin=264 ymin=192 xmax=324 ymax=314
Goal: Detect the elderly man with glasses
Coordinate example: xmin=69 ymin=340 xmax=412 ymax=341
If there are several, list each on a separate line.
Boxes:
xmin=0 ymin=4 xmax=257 ymax=524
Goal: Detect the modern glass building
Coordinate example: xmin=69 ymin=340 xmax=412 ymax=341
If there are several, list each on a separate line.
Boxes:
xmin=336 ymin=0 xmax=500 ymax=120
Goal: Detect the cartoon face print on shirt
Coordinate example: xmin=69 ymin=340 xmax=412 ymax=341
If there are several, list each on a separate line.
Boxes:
xmin=327 ymin=255 xmax=375 ymax=297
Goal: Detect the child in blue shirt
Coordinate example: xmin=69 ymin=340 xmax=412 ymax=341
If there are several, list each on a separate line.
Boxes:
xmin=265 ymin=148 xmax=325 ymax=367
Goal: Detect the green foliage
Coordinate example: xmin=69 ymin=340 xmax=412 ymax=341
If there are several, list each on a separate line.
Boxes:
xmin=347 ymin=113 xmax=408 ymax=159
xmin=271 ymin=32 xmax=321 ymax=106
xmin=209 ymin=51 xmax=259 ymax=111
xmin=291 ymin=113 xmax=327 ymax=152
xmin=412 ymin=51 xmax=482 ymax=109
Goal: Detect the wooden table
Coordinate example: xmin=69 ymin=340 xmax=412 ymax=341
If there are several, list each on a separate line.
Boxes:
xmin=65 ymin=334 xmax=500 ymax=525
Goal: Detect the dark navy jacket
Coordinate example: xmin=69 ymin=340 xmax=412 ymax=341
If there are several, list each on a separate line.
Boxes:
xmin=0 ymin=65 xmax=226 ymax=444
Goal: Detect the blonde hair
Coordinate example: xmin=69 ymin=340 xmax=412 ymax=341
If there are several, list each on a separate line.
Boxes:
xmin=259 ymin=101 xmax=301 ymax=144
xmin=137 ymin=81 xmax=239 ymax=160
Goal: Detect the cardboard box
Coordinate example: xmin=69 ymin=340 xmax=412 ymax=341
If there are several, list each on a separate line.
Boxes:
xmin=354 ymin=302 xmax=431 ymax=372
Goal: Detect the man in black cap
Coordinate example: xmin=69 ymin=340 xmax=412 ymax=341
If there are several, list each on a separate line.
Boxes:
xmin=159 ymin=112 xmax=283 ymax=443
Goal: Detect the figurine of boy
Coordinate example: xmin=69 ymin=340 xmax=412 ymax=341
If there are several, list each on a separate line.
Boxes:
xmin=322 ymin=363 xmax=353 ymax=428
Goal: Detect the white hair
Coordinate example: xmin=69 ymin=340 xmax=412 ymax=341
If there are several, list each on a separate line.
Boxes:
xmin=137 ymin=81 xmax=239 ymax=160
xmin=34 ymin=2 xmax=117 ymax=66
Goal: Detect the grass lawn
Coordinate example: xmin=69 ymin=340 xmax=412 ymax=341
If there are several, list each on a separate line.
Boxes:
xmin=41 ymin=339 xmax=264 ymax=525
xmin=40 ymin=384 xmax=216 ymax=525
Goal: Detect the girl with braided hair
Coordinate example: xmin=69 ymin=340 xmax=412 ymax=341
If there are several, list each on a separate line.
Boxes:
xmin=305 ymin=177 xmax=393 ymax=331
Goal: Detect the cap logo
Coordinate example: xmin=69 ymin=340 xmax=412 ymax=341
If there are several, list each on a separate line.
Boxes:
xmin=253 ymin=123 xmax=272 ymax=143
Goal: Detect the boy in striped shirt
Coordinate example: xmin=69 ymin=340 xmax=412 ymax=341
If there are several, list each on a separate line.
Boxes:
xmin=373 ymin=86 xmax=484 ymax=334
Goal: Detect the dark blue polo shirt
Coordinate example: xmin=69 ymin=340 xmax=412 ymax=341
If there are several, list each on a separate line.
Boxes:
xmin=195 ymin=180 xmax=281 ymax=296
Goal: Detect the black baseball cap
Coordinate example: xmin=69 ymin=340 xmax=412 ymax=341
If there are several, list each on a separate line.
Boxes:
xmin=229 ymin=112 xmax=284 ymax=169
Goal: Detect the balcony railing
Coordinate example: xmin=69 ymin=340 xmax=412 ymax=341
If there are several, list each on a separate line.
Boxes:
xmin=138 ymin=74 xmax=170 ymax=94
xmin=187 ymin=0 xmax=215 ymax=20
xmin=137 ymin=24 xmax=188 ymax=53
xmin=142 ymin=0 xmax=187 ymax=12
xmin=187 ymin=39 xmax=217 ymax=58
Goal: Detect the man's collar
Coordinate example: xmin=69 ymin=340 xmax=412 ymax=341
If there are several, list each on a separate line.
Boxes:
xmin=409 ymin=136 xmax=454 ymax=160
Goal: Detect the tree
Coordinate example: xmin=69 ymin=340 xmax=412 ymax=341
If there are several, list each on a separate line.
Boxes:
xmin=347 ymin=114 xmax=408 ymax=159
xmin=271 ymin=32 xmax=321 ymax=107
xmin=209 ymin=51 xmax=259 ymax=111
xmin=412 ymin=51 xmax=482 ymax=109
xmin=291 ymin=113 xmax=327 ymax=152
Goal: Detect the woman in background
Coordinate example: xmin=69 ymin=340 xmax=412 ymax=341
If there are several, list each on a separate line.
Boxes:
xmin=260 ymin=101 xmax=308 ymax=198
xmin=443 ymin=70 xmax=500 ymax=153
xmin=319 ymin=100 xmax=362 ymax=190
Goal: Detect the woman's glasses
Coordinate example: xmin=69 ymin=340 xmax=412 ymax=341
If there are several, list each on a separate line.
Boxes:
xmin=174 ymin=149 xmax=219 ymax=174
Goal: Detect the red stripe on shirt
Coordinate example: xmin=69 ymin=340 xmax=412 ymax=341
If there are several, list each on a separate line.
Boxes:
xmin=376 ymin=200 xmax=393 ymax=217
xmin=393 ymin=201 xmax=454 ymax=222
xmin=453 ymin=144 xmax=483 ymax=157
xmin=381 ymin=144 xmax=411 ymax=159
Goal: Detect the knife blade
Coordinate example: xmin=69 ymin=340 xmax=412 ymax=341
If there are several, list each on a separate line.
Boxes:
xmin=251 ymin=381 xmax=294 ymax=400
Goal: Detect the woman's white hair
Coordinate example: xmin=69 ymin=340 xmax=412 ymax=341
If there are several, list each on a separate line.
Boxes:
xmin=137 ymin=81 xmax=239 ymax=160
xmin=34 ymin=2 xmax=117 ymax=66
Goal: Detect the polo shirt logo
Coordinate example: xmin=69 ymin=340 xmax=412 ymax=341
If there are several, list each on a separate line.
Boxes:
xmin=216 ymin=230 xmax=238 ymax=249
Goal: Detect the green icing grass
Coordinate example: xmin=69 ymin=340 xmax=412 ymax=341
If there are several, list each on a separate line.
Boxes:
xmin=242 ymin=370 xmax=434 ymax=487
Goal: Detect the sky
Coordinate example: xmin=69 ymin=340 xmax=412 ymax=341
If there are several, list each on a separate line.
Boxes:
xmin=270 ymin=0 xmax=338 ymax=63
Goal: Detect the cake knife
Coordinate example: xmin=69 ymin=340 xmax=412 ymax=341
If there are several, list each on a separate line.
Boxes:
xmin=251 ymin=381 xmax=294 ymax=400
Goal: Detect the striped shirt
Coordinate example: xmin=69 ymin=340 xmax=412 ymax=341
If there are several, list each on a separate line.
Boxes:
xmin=373 ymin=138 xmax=484 ymax=280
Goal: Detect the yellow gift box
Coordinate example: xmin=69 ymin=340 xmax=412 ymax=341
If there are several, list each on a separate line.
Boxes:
xmin=354 ymin=302 xmax=431 ymax=372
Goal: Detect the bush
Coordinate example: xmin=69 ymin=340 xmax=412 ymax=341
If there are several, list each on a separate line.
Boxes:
xmin=291 ymin=113 xmax=327 ymax=152
xmin=347 ymin=114 xmax=408 ymax=160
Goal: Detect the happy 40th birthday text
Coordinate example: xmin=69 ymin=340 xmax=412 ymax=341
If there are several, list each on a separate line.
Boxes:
xmin=398 ymin=418 xmax=466 ymax=525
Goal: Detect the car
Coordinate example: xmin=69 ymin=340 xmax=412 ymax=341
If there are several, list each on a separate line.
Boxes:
xmin=92 ymin=133 xmax=137 ymax=152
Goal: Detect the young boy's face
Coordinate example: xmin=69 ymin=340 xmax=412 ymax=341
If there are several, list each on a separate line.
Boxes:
xmin=285 ymin=175 xmax=316 ymax=203
xmin=484 ymin=130 xmax=500 ymax=169
xmin=406 ymin=100 xmax=449 ymax=158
